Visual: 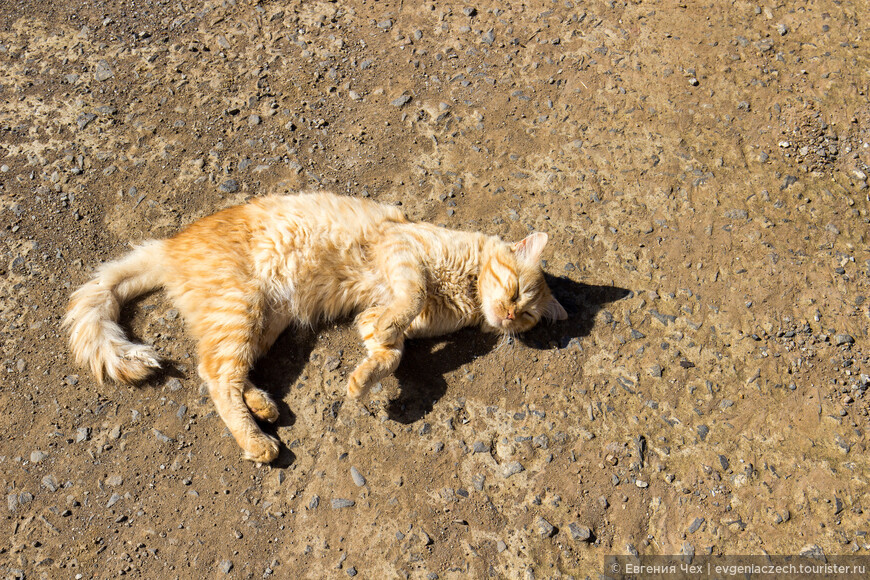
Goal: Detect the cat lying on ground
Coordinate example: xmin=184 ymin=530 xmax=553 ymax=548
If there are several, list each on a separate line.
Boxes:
xmin=64 ymin=191 xmax=567 ymax=462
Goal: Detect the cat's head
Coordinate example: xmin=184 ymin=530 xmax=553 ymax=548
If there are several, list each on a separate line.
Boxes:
xmin=478 ymin=232 xmax=568 ymax=333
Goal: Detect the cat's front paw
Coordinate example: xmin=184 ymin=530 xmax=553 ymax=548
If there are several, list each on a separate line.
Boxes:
xmin=346 ymin=373 xmax=369 ymax=400
xmin=242 ymin=433 xmax=280 ymax=464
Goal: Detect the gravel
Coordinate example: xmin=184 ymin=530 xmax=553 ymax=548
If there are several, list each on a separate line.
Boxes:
xmin=350 ymin=466 xmax=366 ymax=487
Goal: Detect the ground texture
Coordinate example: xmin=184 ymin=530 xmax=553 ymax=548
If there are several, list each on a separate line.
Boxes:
xmin=1 ymin=0 xmax=870 ymax=578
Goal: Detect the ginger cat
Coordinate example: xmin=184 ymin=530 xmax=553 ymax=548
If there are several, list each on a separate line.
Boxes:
xmin=64 ymin=191 xmax=567 ymax=462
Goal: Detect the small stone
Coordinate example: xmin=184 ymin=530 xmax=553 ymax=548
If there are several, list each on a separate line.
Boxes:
xmin=166 ymin=378 xmax=183 ymax=391
xmin=835 ymin=334 xmax=855 ymax=346
xmin=688 ymin=77 xmax=699 ymax=86
xmin=309 ymin=495 xmax=320 ymax=510
xmin=688 ymin=517 xmax=705 ymax=534
xmin=94 ymin=59 xmax=114 ymax=81
xmin=106 ymin=493 xmax=121 ymax=508
xmin=502 ymin=461 xmax=524 ymax=478
xmin=76 ymin=113 xmax=97 ymax=130
xmin=472 ymin=441 xmax=490 ymax=454
xmin=76 ymin=427 xmax=91 ymax=442
xmin=30 ymin=450 xmax=47 ymax=463
xmin=219 ymin=179 xmax=239 ymax=193
xmin=106 ymin=475 xmax=123 ymax=487
xmin=346 ymin=567 xmax=357 ymax=577
xmin=537 ymin=516 xmax=556 ymax=537
xmin=799 ymin=544 xmax=825 ymax=559
xmin=718 ymin=454 xmax=730 ymax=471
xmin=42 ymin=475 xmax=58 ymax=492
xmin=697 ymin=425 xmax=709 ymax=441
xmin=391 ymin=94 xmax=411 ymax=107
xmin=219 ymin=560 xmax=234 ymax=574
xmin=331 ymin=498 xmax=355 ymax=509
xmin=568 ymin=523 xmax=592 ymax=542
xmin=377 ymin=19 xmax=393 ymax=30
xmin=635 ymin=479 xmax=649 ymax=488
xmin=496 ymin=540 xmax=507 ymax=552
xmin=248 ymin=114 xmax=261 ymax=126
xmin=597 ymin=496 xmax=609 ymax=509
xmin=649 ymin=309 xmax=676 ymax=325
xmin=153 ymin=429 xmax=174 ymax=443
xmin=350 ymin=466 xmax=366 ymax=487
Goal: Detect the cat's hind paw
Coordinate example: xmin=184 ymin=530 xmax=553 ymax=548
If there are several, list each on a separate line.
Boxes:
xmin=244 ymin=385 xmax=280 ymax=423
xmin=242 ymin=432 xmax=280 ymax=464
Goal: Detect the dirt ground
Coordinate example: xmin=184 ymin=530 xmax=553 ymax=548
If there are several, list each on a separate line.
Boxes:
xmin=1 ymin=0 xmax=869 ymax=578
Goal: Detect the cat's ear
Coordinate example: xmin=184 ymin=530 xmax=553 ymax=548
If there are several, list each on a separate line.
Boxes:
xmin=512 ymin=232 xmax=549 ymax=265
xmin=544 ymin=295 xmax=568 ymax=321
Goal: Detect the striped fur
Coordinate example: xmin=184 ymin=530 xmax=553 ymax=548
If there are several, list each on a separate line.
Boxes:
xmin=64 ymin=191 xmax=566 ymax=463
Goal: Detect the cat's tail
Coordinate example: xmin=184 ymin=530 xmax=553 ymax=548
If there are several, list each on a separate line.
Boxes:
xmin=63 ymin=240 xmax=166 ymax=384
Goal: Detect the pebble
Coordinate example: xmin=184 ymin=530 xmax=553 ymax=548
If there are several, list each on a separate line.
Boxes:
xmin=219 ymin=560 xmax=234 ymax=574
xmin=649 ymin=309 xmax=676 ymax=325
xmin=77 ymin=113 xmax=97 ymax=130
xmin=502 ymin=461 xmax=524 ymax=478
xmin=153 ymin=429 xmax=174 ymax=443
xmin=331 ymin=498 xmax=355 ymax=509
xmin=472 ymin=441 xmax=489 ymax=454
xmin=166 ymin=378 xmax=183 ymax=391
xmin=30 ymin=450 xmax=47 ymax=463
xmin=42 ymin=475 xmax=58 ymax=492
xmin=350 ymin=466 xmax=366 ymax=487
xmin=219 ymin=179 xmax=239 ymax=193
xmin=94 ymin=59 xmax=114 ymax=81
xmin=697 ymin=425 xmax=709 ymax=441
xmin=536 ymin=516 xmax=556 ymax=537
xmin=835 ymin=334 xmax=855 ymax=346
xmin=568 ymin=523 xmax=592 ymax=542
xmin=391 ymin=94 xmax=412 ymax=107
xmin=688 ymin=517 xmax=705 ymax=534
xmin=75 ymin=427 xmax=91 ymax=443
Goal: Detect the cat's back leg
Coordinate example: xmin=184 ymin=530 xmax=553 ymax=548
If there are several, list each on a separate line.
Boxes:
xmin=188 ymin=290 xmax=280 ymax=463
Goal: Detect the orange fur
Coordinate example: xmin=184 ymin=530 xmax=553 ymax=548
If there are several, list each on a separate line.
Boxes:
xmin=64 ymin=191 xmax=566 ymax=462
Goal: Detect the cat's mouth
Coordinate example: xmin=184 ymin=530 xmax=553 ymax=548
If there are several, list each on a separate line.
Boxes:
xmin=483 ymin=306 xmax=527 ymax=334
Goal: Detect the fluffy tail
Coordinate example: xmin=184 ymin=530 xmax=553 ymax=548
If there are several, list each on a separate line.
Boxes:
xmin=63 ymin=240 xmax=166 ymax=384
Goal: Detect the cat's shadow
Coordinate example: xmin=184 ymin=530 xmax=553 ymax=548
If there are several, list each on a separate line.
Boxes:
xmin=386 ymin=275 xmax=631 ymax=424
xmin=125 ymin=276 xmax=628 ymax=464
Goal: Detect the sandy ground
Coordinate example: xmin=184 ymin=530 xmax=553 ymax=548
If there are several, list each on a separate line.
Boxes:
xmin=1 ymin=0 xmax=869 ymax=578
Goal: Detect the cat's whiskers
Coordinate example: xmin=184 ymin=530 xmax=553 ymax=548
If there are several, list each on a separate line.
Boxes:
xmin=495 ymin=329 xmax=516 ymax=352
